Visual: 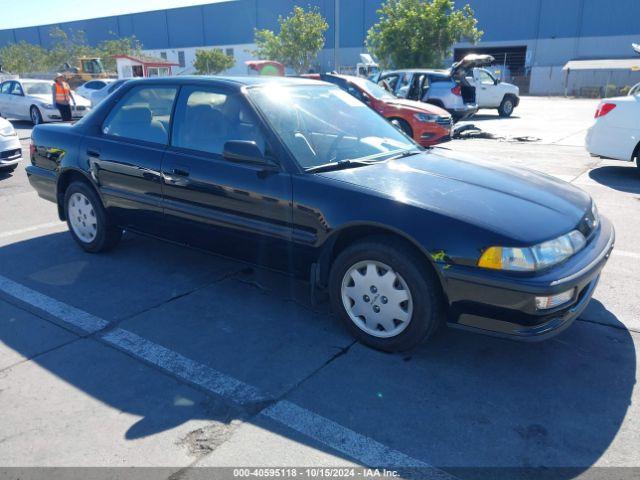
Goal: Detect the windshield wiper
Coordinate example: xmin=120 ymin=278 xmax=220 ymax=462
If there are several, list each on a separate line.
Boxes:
xmin=386 ymin=149 xmax=424 ymax=161
xmin=305 ymin=159 xmax=378 ymax=174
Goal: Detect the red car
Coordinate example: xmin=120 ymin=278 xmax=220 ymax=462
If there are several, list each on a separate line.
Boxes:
xmin=317 ymin=73 xmax=453 ymax=146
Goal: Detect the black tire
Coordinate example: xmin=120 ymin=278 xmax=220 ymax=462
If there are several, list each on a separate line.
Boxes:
xmin=64 ymin=181 xmax=122 ymax=253
xmin=30 ymin=106 xmax=43 ymax=125
xmin=498 ymin=96 xmax=515 ymax=117
xmin=390 ymin=118 xmax=413 ymax=139
xmin=329 ymin=236 xmax=444 ymax=352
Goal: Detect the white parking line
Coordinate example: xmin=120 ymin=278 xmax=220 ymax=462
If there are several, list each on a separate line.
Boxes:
xmin=0 ymin=275 xmax=441 ymax=471
xmin=0 ymin=221 xmax=65 ymax=240
xmin=102 ymin=328 xmax=270 ymax=405
xmin=0 ymin=274 xmax=108 ymax=333
xmin=263 ymin=400 xmax=452 ymax=476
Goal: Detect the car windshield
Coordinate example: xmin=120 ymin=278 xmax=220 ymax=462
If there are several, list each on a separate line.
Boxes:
xmin=22 ymin=82 xmax=52 ymax=95
xmin=348 ymin=77 xmax=395 ymax=101
xmin=247 ymin=84 xmax=415 ymax=170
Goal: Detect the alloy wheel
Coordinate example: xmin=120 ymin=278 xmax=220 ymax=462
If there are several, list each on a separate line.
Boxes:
xmin=341 ymin=260 xmax=413 ymax=338
xmin=68 ymin=192 xmax=98 ymax=243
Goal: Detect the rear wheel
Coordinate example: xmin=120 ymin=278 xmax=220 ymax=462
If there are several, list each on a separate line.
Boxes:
xmin=30 ymin=106 xmax=43 ymax=125
xmin=329 ymin=237 xmax=444 ymax=352
xmin=64 ymin=181 xmax=122 ymax=253
xmin=498 ymin=96 xmax=515 ymax=117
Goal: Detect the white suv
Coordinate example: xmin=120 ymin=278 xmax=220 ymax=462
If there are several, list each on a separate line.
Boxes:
xmin=468 ymin=68 xmax=520 ymax=117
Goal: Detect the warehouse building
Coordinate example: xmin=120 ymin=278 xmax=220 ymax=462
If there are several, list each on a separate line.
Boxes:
xmin=0 ymin=0 xmax=638 ymax=95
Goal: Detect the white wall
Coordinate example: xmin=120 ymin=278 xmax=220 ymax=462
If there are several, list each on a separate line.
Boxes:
xmin=143 ymin=43 xmax=256 ymax=76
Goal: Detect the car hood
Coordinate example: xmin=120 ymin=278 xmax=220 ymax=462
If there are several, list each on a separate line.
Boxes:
xmin=27 ymin=93 xmax=91 ymax=106
xmin=384 ymin=98 xmax=450 ymax=117
xmin=319 ymin=149 xmax=591 ymax=244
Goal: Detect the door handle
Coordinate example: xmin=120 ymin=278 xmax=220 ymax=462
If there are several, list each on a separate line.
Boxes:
xmin=172 ymin=167 xmax=190 ymax=177
xmin=86 ymin=149 xmax=100 ymax=158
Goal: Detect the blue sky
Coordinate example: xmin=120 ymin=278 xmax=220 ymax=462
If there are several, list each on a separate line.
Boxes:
xmin=0 ymin=0 xmax=226 ymax=29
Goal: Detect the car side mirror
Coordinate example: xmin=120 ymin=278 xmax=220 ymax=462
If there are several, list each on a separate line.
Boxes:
xmin=494 ymin=78 xmax=500 ymax=85
xmin=223 ymin=141 xmax=277 ymax=168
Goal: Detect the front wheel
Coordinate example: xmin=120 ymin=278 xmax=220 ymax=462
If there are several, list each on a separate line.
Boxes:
xmin=498 ymin=96 xmax=515 ymax=117
xmin=329 ymin=237 xmax=444 ymax=352
xmin=30 ymin=106 xmax=43 ymax=125
xmin=64 ymin=181 xmax=122 ymax=253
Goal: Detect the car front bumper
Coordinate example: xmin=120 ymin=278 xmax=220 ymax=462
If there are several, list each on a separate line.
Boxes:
xmin=42 ymin=105 xmax=90 ymax=122
xmin=442 ymin=216 xmax=615 ymax=341
xmin=449 ymin=103 xmax=478 ymax=121
xmin=0 ymin=134 xmax=22 ymax=168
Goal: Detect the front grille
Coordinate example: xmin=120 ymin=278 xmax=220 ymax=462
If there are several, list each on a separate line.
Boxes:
xmin=0 ymin=148 xmax=21 ymax=159
xmin=73 ymin=106 xmax=86 ymax=111
xmin=577 ymin=208 xmax=598 ymax=239
xmin=435 ymin=116 xmax=452 ymax=128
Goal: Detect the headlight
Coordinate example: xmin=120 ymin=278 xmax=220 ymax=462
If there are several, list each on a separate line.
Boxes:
xmin=478 ymin=230 xmax=587 ymax=272
xmin=413 ymin=113 xmax=439 ymax=123
xmin=0 ymin=124 xmax=16 ymax=137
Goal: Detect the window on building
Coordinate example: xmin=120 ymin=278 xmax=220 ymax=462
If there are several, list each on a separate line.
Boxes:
xmin=178 ymin=51 xmax=185 ymax=68
xmin=147 ymin=67 xmax=170 ymax=77
xmin=102 ymin=86 xmax=177 ymax=145
xmin=132 ymin=65 xmax=144 ymax=77
xmin=225 ymin=48 xmax=234 ymax=58
xmin=160 ymin=52 xmax=167 ymax=60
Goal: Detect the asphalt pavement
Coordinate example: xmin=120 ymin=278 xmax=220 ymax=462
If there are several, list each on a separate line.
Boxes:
xmin=0 ymin=97 xmax=638 ymax=479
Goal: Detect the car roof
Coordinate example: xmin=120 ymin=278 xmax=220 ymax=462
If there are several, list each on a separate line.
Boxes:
xmin=382 ymin=69 xmax=450 ymax=76
xmin=13 ymin=78 xmax=53 ymax=83
xmin=121 ymin=75 xmax=328 ymax=90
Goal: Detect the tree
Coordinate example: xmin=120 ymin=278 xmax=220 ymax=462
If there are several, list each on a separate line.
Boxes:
xmin=193 ymin=48 xmax=235 ymax=75
xmin=253 ymin=5 xmax=328 ymax=75
xmin=0 ymin=41 xmax=49 ymax=74
xmin=96 ymin=34 xmax=143 ymax=72
xmin=46 ymin=27 xmax=94 ymax=71
xmin=366 ymin=0 xmax=483 ymax=69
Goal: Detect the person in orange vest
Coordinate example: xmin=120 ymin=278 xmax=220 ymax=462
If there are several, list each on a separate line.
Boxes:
xmin=51 ymin=74 xmax=75 ymax=122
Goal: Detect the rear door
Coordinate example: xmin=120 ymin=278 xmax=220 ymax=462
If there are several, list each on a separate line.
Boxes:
xmin=160 ymin=85 xmax=293 ymax=269
xmin=81 ymin=84 xmax=178 ymax=233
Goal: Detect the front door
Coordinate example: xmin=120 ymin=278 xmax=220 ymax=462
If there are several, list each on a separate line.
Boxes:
xmin=474 ymin=69 xmax=500 ymax=107
xmin=82 ymin=84 xmax=178 ymax=233
xmin=161 ymin=85 xmax=293 ymax=269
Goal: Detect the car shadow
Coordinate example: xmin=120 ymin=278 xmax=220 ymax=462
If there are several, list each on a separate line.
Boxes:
xmin=589 ymin=165 xmax=640 ymax=194
xmin=0 ymin=231 xmax=635 ymax=475
xmin=469 ymin=113 xmax=520 ymax=121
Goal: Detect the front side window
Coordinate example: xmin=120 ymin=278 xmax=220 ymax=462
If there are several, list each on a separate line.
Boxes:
xmin=247 ymin=84 xmax=415 ymax=170
xmin=10 ymin=83 xmax=24 ymax=95
xmin=102 ymin=86 xmax=177 ymax=144
xmin=477 ymin=70 xmax=495 ymax=85
xmin=172 ymin=87 xmax=266 ymax=156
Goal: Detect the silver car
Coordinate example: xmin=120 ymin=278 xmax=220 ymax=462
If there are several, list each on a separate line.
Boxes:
xmin=89 ymin=79 xmax=128 ymax=107
xmin=376 ymin=54 xmax=494 ymax=122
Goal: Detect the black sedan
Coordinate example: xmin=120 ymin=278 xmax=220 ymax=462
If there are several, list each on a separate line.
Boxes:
xmin=26 ymin=76 xmax=614 ymax=352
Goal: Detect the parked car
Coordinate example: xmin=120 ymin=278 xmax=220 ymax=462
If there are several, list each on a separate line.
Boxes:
xmin=0 ymin=79 xmax=91 ymax=125
xmin=0 ymin=116 xmax=21 ymax=172
xmin=26 ymin=76 xmax=613 ymax=351
xmin=89 ymin=79 xmax=128 ymax=107
xmin=75 ymin=79 xmax=117 ymax=102
xmin=467 ymin=68 xmax=520 ymax=117
xmin=316 ymin=73 xmax=452 ymax=146
xmin=376 ymin=54 xmax=494 ymax=121
xmin=586 ymin=94 xmax=640 ymax=171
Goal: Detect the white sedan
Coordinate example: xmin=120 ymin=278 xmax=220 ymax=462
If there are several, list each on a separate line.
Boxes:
xmin=75 ymin=79 xmax=117 ymax=104
xmin=586 ymin=94 xmax=640 ymax=171
xmin=0 ymin=116 xmax=21 ymax=172
xmin=0 ymin=79 xmax=91 ymax=125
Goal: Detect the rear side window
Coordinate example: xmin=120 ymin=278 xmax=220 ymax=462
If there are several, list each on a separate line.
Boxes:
xmin=102 ymin=86 xmax=177 ymax=145
xmin=171 ymin=86 xmax=266 ymax=156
